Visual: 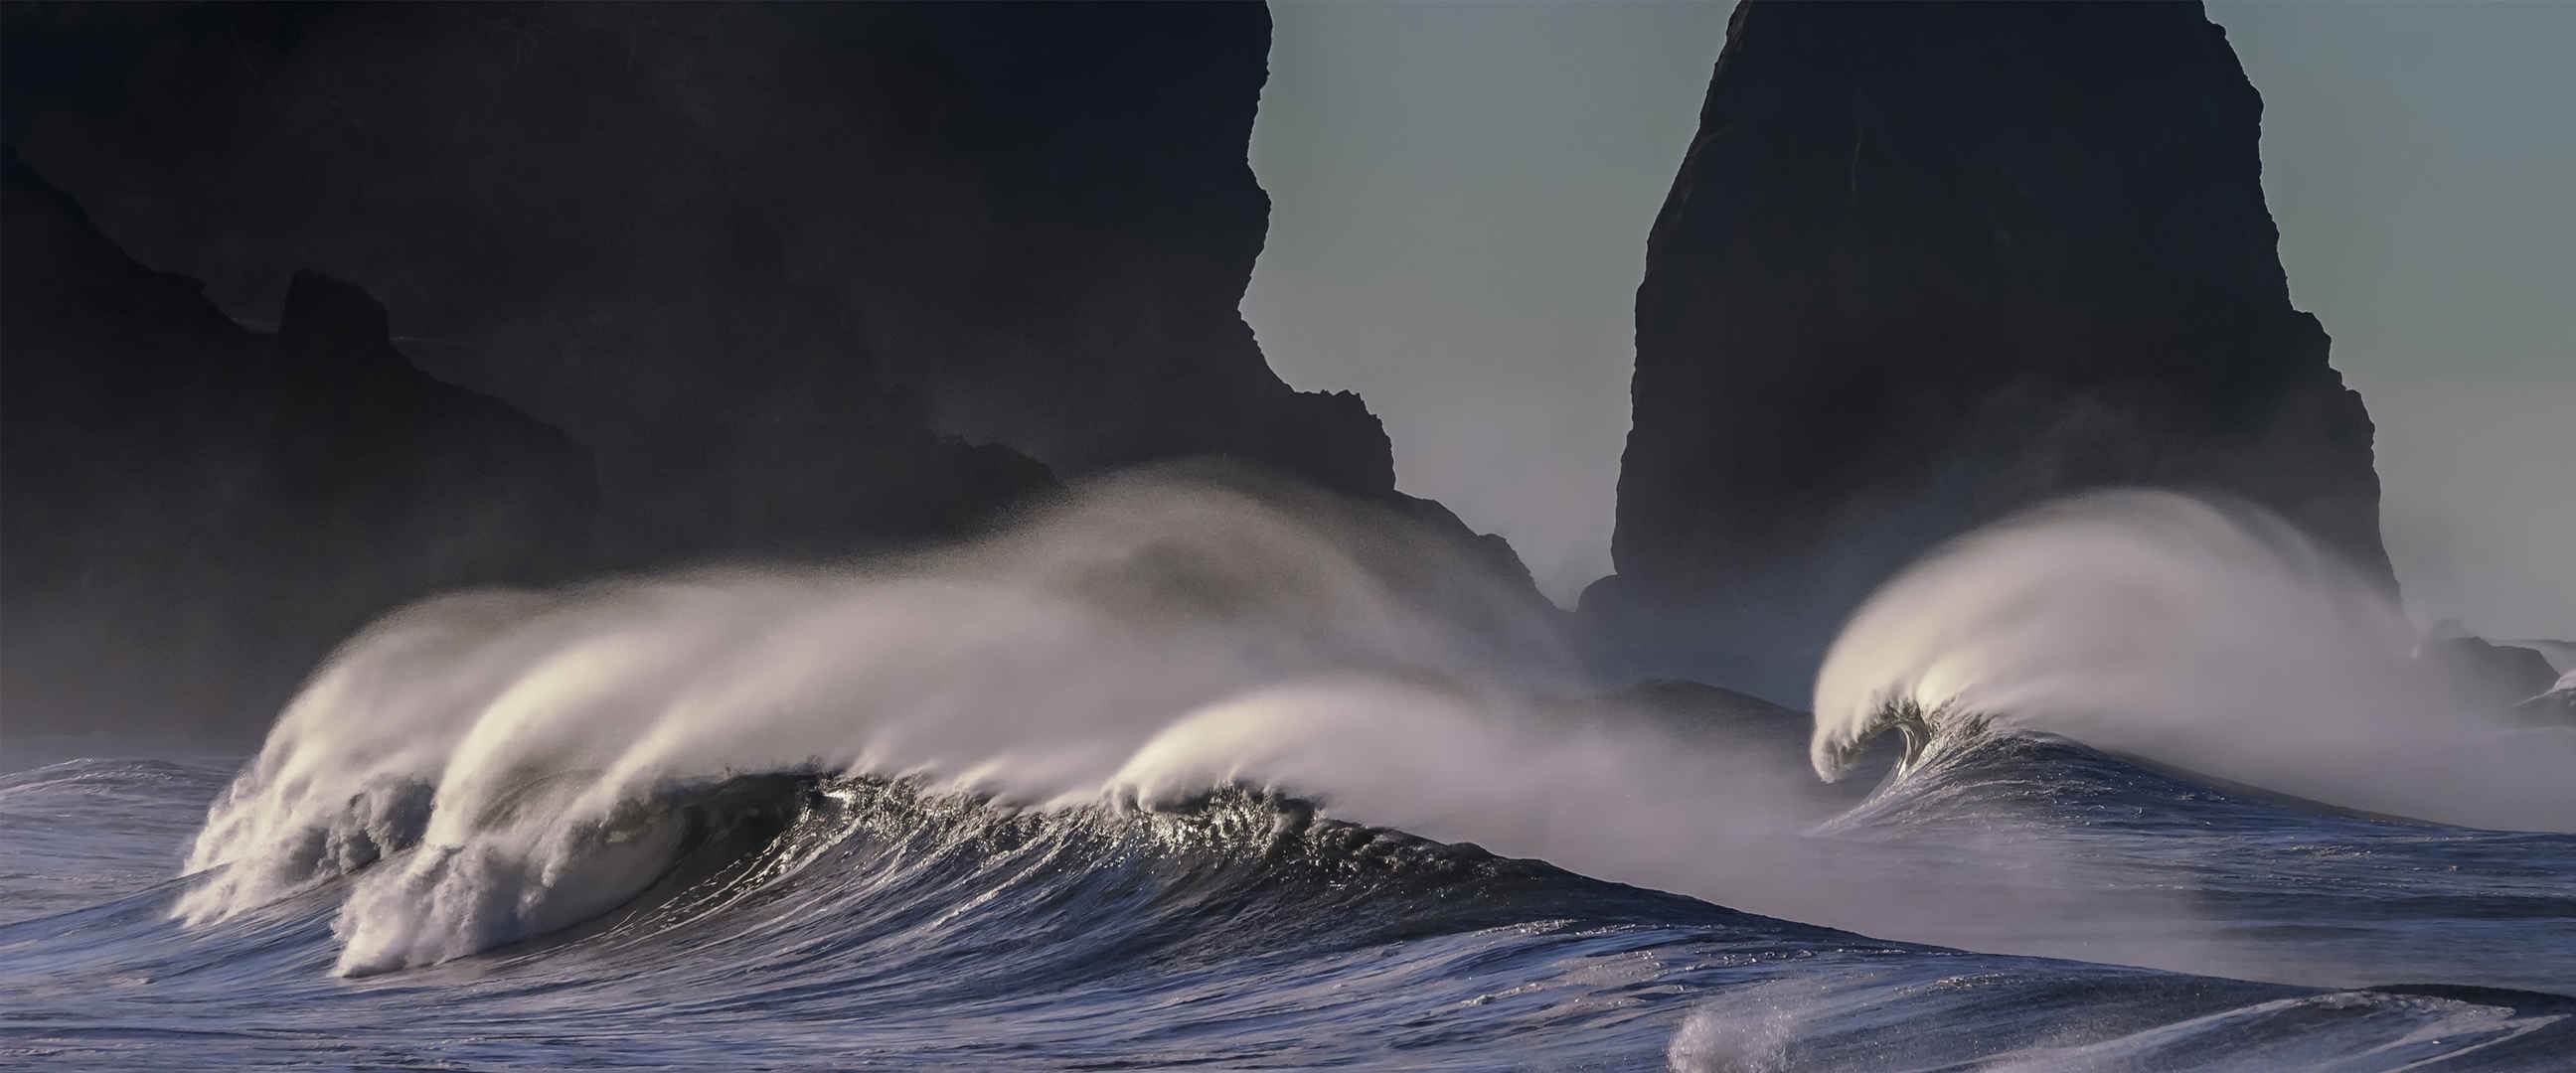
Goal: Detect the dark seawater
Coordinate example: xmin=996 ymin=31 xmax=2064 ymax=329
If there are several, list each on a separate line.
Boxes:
xmin=6 ymin=731 xmax=2571 ymax=1071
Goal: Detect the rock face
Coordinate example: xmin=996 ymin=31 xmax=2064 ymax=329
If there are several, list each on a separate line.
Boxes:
xmin=0 ymin=3 xmax=1465 ymax=565
xmin=2521 ymin=671 xmax=2576 ymax=724
xmin=2414 ymin=624 xmax=2566 ymax=717
xmin=1588 ymin=0 xmax=2392 ymax=699
xmin=2 ymin=152 xmax=597 ymax=735
xmin=1 ymin=4 xmax=1544 ymax=732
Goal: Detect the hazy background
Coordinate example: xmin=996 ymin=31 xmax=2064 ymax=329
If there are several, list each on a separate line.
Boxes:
xmin=1247 ymin=1 xmax=1729 ymax=603
xmin=2213 ymin=0 xmax=2575 ymax=642
xmin=1246 ymin=0 xmax=2572 ymax=638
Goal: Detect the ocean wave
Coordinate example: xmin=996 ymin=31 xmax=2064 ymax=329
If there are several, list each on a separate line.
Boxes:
xmin=15 ymin=739 xmax=2575 ymax=1067
xmin=163 ymin=480 xmax=2576 ymax=996
xmin=172 ymin=475 xmax=1821 ymax=973
xmin=1667 ymin=975 xmax=2575 ymax=1072
xmin=1811 ymin=491 xmax=2576 ymax=833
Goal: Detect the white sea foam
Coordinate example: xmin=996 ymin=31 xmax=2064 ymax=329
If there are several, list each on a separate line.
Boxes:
xmin=178 ymin=477 xmax=2571 ymax=978
xmin=1812 ymin=490 xmax=2576 ymax=832
xmin=179 ymin=470 xmax=1913 ymax=974
xmin=180 ymin=473 xmax=1648 ymax=971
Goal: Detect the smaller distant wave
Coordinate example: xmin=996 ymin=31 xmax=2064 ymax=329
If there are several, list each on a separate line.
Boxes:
xmin=1811 ymin=490 xmax=2576 ymax=833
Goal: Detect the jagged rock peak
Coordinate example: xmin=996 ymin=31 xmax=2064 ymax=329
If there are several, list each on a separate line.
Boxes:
xmin=0 ymin=4 xmax=1519 ymax=576
xmin=1589 ymin=0 xmax=2391 ymax=699
xmin=2 ymin=151 xmax=599 ymax=735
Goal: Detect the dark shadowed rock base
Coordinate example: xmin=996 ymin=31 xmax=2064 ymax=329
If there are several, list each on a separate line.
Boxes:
xmin=2413 ymin=623 xmax=2567 ymax=720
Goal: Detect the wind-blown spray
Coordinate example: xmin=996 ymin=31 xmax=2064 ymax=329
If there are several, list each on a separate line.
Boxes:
xmin=179 ymin=474 xmax=1872 ymax=974
xmin=173 ymin=479 xmax=2573 ymax=986
xmin=1812 ymin=490 xmax=2575 ymax=832
xmin=176 ymin=473 xmax=1586 ymax=971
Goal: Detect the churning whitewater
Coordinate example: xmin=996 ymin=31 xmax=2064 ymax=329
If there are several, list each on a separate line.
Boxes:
xmin=6 ymin=480 xmax=2573 ymax=1069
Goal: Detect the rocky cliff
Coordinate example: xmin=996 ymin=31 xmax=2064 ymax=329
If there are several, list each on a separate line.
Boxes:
xmin=2 ymin=151 xmax=598 ymax=735
xmin=0 ymin=3 xmax=1475 ymax=563
xmin=1587 ymin=0 xmax=2392 ymax=699
xmin=2414 ymin=623 xmax=2566 ymax=718
xmin=1 ymin=4 xmax=1544 ymax=732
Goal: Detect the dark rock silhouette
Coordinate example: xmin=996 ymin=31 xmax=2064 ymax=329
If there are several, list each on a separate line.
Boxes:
xmin=2 ymin=151 xmax=597 ymax=735
xmin=1 ymin=4 xmax=1544 ymax=733
xmin=1587 ymin=0 xmax=2393 ymax=701
xmin=0 ymin=3 xmax=1503 ymax=568
xmin=2414 ymin=623 xmax=2565 ymax=718
xmin=2499 ymin=638 xmax=2575 ymax=676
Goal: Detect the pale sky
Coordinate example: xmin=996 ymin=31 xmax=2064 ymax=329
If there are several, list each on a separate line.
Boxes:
xmin=1246 ymin=1 xmax=2572 ymax=638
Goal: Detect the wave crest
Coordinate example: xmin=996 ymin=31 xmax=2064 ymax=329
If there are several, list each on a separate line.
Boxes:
xmin=173 ymin=474 xmax=1584 ymax=971
xmin=1810 ymin=490 xmax=2576 ymax=831
xmin=1810 ymin=695 xmax=1999 ymax=786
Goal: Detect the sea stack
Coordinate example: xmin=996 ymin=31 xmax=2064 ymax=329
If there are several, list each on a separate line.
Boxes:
xmin=1586 ymin=0 xmax=2392 ymax=699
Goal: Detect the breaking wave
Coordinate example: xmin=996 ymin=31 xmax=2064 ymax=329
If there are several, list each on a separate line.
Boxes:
xmin=175 ymin=473 xmax=1846 ymax=974
xmin=168 ymin=480 xmax=2576 ymax=990
xmin=5 ymin=481 xmax=2563 ymax=1066
xmin=33 ymin=748 xmax=2572 ymax=1067
xmin=1811 ymin=490 xmax=2576 ymax=833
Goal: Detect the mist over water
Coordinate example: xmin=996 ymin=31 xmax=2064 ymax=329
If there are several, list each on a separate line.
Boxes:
xmin=177 ymin=473 xmax=1928 ymax=979
xmin=1814 ymin=490 xmax=2576 ymax=834
xmin=10 ymin=477 xmax=2570 ymax=1066
xmin=148 ymin=475 xmax=2567 ymax=992
xmin=178 ymin=472 xmax=1587 ymax=971
xmin=10 ymin=4 xmax=2573 ymax=1064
